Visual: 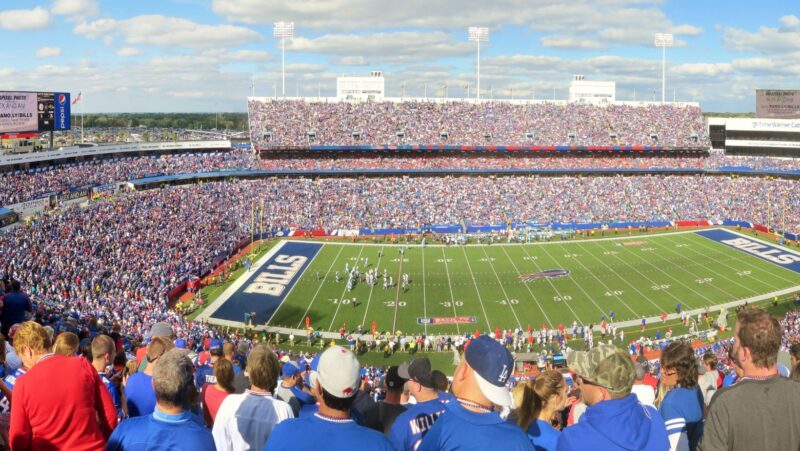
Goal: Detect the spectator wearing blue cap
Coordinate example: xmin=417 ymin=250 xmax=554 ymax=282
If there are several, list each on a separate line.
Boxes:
xmin=418 ymin=335 xmax=533 ymax=451
xmin=275 ymin=361 xmax=315 ymax=417
xmin=195 ymin=339 xmax=223 ymax=390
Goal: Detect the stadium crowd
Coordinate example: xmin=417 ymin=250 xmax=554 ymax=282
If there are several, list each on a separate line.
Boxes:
xmin=0 ymin=149 xmax=260 ymax=206
xmin=248 ymin=100 xmax=708 ymax=148
xmin=0 ymin=273 xmax=799 ymax=451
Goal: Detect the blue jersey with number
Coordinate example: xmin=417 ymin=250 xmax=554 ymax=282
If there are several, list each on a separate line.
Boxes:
xmin=0 ymin=368 xmax=27 ymax=414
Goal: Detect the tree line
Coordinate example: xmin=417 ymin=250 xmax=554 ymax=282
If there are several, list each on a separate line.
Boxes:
xmin=69 ymin=113 xmax=249 ymax=130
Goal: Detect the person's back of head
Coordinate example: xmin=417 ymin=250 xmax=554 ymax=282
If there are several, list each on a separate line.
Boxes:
xmin=316 ymin=346 xmax=361 ymax=413
xmin=52 ymin=332 xmax=79 ymax=357
xmin=735 ymin=309 xmax=781 ymax=371
xmin=516 ymin=370 xmax=566 ymax=430
xmin=223 ymin=342 xmax=236 ymax=361
xmin=660 ymin=341 xmax=699 ymax=389
xmin=703 ymin=351 xmax=718 ymax=372
xmin=153 ymin=349 xmax=195 ymax=410
xmin=14 ymin=321 xmax=50 ymax=367
xmin=247 ymin=345 xmax=280 ymax=392
xmin=147 ymin=336 xmax=175 ymax=372
xmin=92 ymin=335 xmax=116 ymax=363
xmin=214 ymin=358 xmax=235 ymax=393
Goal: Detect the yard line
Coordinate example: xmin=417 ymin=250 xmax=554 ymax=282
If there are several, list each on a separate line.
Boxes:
xmin=657 ymin=235 xmax=763 ymax=296
xmin=440 ymin=247 xmax=462 ymax=334
xmin=421 ymin=246 xmax=428 ymax=335
xmin=294 ymin=245 xmax=344 ymax=329
xmin=477 ymin=246 xmax=522 ymax=328
xmin=361 ymin=246 xmax=386 ymax=329
xmin=573 ymin=241 xmax=668 ymax=316
xmin=582 ymin=241 xmax=701 ymax=310
xmin=686 ymin=233 xmax=800 ymax=285
xmin=328 ymin=246 xmax=365 ymax=331
xmin=517 ymin=244 xmax=581 ymax=325
xmin=461 ymin=247 xmax=493 ymax=330
xmin=552 ymin=242 xmax=638 ymax=317
xmin=612 ymin=240 xmax=740 ymax=304
xmin=498 ymin=245 xmax=553 ymax=326
xmin=391 ymin=249 xmax=406 ymax=333
xmin=535 ymin=243 xmax=609 ymax=318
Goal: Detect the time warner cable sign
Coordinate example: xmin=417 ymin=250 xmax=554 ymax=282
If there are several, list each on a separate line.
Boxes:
xmin=0 ymin=91 xmax=70 ymax=134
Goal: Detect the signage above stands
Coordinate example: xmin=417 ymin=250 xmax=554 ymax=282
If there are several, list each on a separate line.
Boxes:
xmin=0 ymin=140 xmax=231 ymax=167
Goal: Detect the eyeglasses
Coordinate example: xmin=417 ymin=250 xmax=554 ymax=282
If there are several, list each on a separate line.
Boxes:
xmin=662 ymin=369 xmax=678 ymax=377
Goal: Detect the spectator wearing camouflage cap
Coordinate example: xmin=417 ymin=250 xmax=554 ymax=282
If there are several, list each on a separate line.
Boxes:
xmin=557 ymin=345 xmax=669 ymax=451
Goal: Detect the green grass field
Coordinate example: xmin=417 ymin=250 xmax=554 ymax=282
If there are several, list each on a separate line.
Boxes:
xmin=264 ymin=230 xmax=800 ymax=336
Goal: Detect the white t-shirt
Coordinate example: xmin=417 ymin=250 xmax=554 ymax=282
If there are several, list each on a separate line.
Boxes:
xmin=631 ymin=382 xmax=656 ymax=406
xmin=212 ymin=390 xmax=294 ymax=451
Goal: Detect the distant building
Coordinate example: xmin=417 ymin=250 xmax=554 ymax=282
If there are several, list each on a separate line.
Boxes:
xmin=568 ymin=75 xmax=615 ymax=104
xmin=337 ymin=71 xmax=385 ymax=101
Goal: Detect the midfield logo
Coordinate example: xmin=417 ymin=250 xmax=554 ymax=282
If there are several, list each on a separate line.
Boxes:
xmin=519 ymin=269 xmax=570 ymax=282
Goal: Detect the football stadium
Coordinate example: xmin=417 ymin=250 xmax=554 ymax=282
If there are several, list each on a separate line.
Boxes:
xmin=3 ymin=2 xmax=800 ymax=449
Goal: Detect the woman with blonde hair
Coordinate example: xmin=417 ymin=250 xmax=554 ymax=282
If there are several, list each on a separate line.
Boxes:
xmin=516 ymin=370 xmax=568 ymax=451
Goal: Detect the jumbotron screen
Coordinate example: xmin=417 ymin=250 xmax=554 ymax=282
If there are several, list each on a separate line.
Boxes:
xmin=0 ymin=91 xmax=71 ymax=134
xmin=756 ymin=89 xmax=800 ymax=119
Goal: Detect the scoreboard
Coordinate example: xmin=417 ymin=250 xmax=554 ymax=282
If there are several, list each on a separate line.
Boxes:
xmin=756 ymin=89 xmax=800 ymax=119
xmin=0 ymin=91 xmax=71 ymax=134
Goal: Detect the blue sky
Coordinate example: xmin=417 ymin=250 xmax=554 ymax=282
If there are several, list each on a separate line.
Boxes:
xmin=0 ymin=0 xmax=797 ymax=112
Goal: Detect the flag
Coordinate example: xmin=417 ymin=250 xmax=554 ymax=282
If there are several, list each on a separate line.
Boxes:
xmin=72 ymin=92 xmax=82 ymax=105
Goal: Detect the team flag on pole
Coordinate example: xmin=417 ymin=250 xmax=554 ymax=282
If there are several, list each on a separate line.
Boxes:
xmin=72 ymin=92 xmax=82 ymax=105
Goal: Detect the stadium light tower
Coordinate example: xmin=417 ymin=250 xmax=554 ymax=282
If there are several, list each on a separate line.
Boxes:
xmin=654 ymin=33 xmax=673 ymax=104
xmin=468 ymin=27 xmax=489 ymax=101
xmin=273 ymin=21 xmax=295 ymax=97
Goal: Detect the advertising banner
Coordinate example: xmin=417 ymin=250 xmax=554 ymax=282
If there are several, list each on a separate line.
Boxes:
xmin=0 ymin=92 xmax=37 ymax=133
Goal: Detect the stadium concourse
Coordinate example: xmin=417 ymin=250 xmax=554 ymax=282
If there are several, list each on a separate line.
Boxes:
xmin=3 ymin=102 xmax=800 ymax=449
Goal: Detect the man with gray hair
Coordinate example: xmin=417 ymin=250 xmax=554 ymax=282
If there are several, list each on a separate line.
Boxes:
xmin=107 ymin=348 xmax=214 ymax=450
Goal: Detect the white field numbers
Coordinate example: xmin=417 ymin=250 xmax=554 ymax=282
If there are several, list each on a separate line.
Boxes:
xmin=440 ymin=301 xmax=464 ymax=307
xmin=553 ymin=295 xmax=572 ymax=302
xmin=497 ymin=299 xmax=519 ymax=305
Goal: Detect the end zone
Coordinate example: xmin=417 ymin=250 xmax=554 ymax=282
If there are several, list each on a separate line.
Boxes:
xmin=198 ymin=241 xmax=323 ymax=327
xmin=696 ymin=228 xmax=800 ymax=273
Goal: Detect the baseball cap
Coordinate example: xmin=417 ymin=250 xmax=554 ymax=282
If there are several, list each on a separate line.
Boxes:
xmin=208 ymin=339 xmax=222 ymax=355
xmin=567 ymin=345 xmax=635 ymax=396
xmin=384 ymin=366 xmax=407 ymax=390
xmin=174 ymin=339 xmax=187 ymax=349
xmin=146 ymin=322 xmax=173 ymax=339
xmin=398 ymin=358 xmax=435 ymax=388
xmin=464 ymin=335 xmax=515 ymax=406
xmin=282 ymin=362 xmax=300 ymax=378
xmin=316 ymin=346 xmax=360 ymax=399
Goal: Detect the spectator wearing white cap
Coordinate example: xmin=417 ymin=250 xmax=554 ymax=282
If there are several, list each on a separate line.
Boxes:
xmin=213 ymin=345 xmax=293 ymax=451
xmin=417 ymin=335 xmax=533 ymax=451
xmin=557 ymin=345 xmax=669 ymax=451
xmin=264 ymin=346 xmax=393 ymax=451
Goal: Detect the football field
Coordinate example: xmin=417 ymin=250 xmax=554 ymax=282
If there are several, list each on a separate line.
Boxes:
xmin=202 ymin=228 xmax=800 ymax=335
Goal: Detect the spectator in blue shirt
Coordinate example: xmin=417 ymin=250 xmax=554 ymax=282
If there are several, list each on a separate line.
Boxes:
xmin=389 ymin=357 xmax=447 ymax=450
xmin=657 ymin=342 xmax=705 ymax=451
xmin=108 ymin=348 xmax=213 ymax=451
xmin=125 ymin=336 xmax=173 ymax=417
xmin=1 ymin=281 xmax=32 ymax=336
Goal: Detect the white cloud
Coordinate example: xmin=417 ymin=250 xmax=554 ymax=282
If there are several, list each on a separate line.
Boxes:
xmin=116 ymin=47 xmax=144 ymax=57
xmin=35 ymin=47 xmax=62 ymax=58
xmin=332 ymin=56 xmax=368 ymax=66
xmin=212 ymin=0 xmax=701 ymax=48
xmin=51 ymin=0 xmax=99 ymax=18
xmin=671 ymin=63 xmax=733 ymax=77
xmin=723 ymin=16 xmax=800 ymax=54
xmin=287 ymin=32 xmax=471 ymax=64
xmin=74 ymin=15 xmax=263 ymax=50
xmin=0 ymin=7 xmax=51 ymax=30
xmin=223 ymin=50 xmax=272 ymax=62
xmin=541 ymin=36 xmax=604 ymax=50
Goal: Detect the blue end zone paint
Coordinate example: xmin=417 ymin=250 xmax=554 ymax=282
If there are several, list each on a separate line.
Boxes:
xmin=696 ymin=229 xmax=800 ymax=274
xmin=210 ymin=242 xmax=323 ymax=323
